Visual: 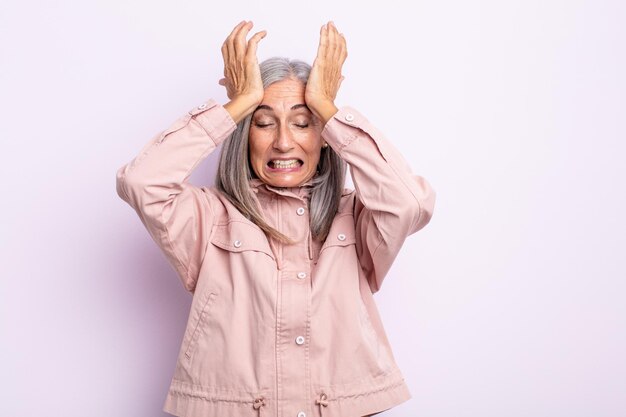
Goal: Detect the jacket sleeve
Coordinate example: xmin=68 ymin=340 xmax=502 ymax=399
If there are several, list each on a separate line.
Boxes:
xmin=321 ymin=107 xmax=436 ymax=294
xmin=116 ymin=99 xmax=237 ymax=293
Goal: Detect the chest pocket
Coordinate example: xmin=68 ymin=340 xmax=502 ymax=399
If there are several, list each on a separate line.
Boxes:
xmin=319 ymin=213 xmax=357 ymax=255
xmin=210 ymin=220 xmax=275 ymax=260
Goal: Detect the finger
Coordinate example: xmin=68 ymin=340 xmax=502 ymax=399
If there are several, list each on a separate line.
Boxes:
xmin=328 ymin=21 xmax=338 ymax=38
xmin=331 ymin=22 xmax=342 ymax=57
xmin=229 ymin=20 xmax=248 ymax=58
xmin=316 ymin=22 xmax=328 ymax=59
xmin=228 ymin=20 xmax=247 ymax=38
xmin=224 ymin=20 xmax=246 ymax=53
xmin=234 ymin=20 xmax=254 ymax=57
xmin=221 ymin=23 xmax=239 ymax=68
xmin=225 ymin=20 xmax=248 ymax=64
xmin=226 ymin=20 xmax=246 ymax=40
xmin=333 ymin=27 xmax=346 ymax=68
xmin=338 ymin=33 xmax=348 ymax=63
xmin=329 ymin=21 xmax=340 ymax=47
xmin=246 ymin=30 xmax=267 ymax=60
xmin=327 ymin=22 xmax=338 ymax=62
xmin=221 ymin=42 xmax=228 ymax=71
xmin=218 ymin=78 xmax=226 ymax=85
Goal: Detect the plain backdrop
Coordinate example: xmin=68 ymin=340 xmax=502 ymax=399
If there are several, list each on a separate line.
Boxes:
xmin=1 ymin=0 xmax=625 ymax=416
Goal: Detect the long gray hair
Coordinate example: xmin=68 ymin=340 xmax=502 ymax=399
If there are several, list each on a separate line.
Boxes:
xmin=215 ymin=57 xmax=347 ymax=245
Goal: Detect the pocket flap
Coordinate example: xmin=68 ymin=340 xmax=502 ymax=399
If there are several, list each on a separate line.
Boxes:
xmin=210 ymin=220 xmax=275 ymax=260
xmin=320 ymin=214 xmax=356 ymax=253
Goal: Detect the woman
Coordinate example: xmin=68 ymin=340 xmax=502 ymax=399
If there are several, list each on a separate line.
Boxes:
xmin=116 ymin=20 xmax=436 ymax=417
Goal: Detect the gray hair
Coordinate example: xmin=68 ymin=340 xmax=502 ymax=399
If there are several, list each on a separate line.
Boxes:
xmin=215 ymin=57 xmax=347 ymax=245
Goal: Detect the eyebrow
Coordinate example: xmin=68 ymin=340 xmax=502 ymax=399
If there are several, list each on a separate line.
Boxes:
xmin=255 ymin=104 xmax=309 ymax=112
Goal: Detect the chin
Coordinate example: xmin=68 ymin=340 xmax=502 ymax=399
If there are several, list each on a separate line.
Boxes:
xmin=267 ymin=179 xmax=301 ymax=188
xmin=264 ymin=173 xmax=314 ymax=187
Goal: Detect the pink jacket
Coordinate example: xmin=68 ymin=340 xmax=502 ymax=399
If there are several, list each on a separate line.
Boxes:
xmin=116 ymin=99 xmax=436 ymax=417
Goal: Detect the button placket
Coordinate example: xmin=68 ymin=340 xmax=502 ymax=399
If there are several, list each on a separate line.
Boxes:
xmin=272 ymin=198 xmax=314 ymax=416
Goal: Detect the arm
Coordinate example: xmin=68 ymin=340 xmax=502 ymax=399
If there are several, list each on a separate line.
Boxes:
xmin=116 ymin=20 xmax=266 ymax=293
xmin=305 ymin=22 xmax=435 ymax=293
xmin=116 ymin=101 xmax=236 ymax=293
xmin=322 ymin=107 xmax=436 ymax=294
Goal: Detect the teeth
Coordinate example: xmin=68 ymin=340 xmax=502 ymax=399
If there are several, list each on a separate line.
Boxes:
xmin=271 ymin=159 xmax=300 ymax=168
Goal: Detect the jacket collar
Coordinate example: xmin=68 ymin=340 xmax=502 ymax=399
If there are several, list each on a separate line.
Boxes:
xmin=249 ymin=177 xmax=315 ymax=200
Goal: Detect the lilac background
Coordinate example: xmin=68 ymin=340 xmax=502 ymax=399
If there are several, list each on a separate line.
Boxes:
xmin=2 ymin=0 xmax=625 ymax=416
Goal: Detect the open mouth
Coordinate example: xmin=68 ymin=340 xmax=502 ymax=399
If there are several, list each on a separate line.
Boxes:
xmin=267 ymin=159 xmax=304 ymax=169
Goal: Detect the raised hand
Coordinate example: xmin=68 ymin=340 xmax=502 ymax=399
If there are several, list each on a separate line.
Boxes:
xmin=305 ymin=21 xmax=348 ymax=125
xmin=220 ymin=20 xmax=267 ymax=123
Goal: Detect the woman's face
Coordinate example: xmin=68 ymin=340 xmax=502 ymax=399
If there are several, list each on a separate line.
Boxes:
xmin=248 ymin=78 xmax=324 ymax=188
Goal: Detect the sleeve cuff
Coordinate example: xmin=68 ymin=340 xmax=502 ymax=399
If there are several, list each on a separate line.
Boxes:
xmin=321 ymin=106 xmax=367 ymax=151
xmin=189 ymin=99 xmax=237 ymax=146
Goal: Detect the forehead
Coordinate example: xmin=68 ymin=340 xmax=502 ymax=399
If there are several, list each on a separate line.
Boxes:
xmin=258 ymin=78 xmax=306 ymax=111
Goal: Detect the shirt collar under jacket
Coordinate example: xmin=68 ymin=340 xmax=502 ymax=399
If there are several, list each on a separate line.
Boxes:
xmin=248 ymin=177 xmax=316 ymax=202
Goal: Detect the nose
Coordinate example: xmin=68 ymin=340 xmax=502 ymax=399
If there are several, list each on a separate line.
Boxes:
xmin=272 ymin=123 xmax=295 ymax=152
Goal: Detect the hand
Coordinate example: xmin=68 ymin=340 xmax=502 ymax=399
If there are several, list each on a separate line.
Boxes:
xmin=305 ymin=21 xmax=348 ymax=125
xmin=219 ymin=20 xmax=267 ymax=123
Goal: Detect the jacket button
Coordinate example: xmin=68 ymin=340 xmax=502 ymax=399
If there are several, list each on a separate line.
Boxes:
xmin=297 ymin=411 xmax=306 ymax=417
xmin=297 ymin=272 xmax=307 ymax=279
xmin=233 ymin=240 xmax=242 ymax=248
xmin=345 ymin=113 xmax=354 ymax=122
xmin=197 ymin=103 xmax=207 ymax=110
xmin=295 ymin=336 xmax=305 ymax=345
xmin=337 ymin=233 xmax=346 ymax=241
xmin=296 ymin=207 xmax=305 ymax=216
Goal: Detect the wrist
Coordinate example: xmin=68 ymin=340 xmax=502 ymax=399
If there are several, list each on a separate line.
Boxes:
xmin=224 ymin=94 xmax=262 ymax=124
xmin=309 ymin=100 xmax=338 ymax=126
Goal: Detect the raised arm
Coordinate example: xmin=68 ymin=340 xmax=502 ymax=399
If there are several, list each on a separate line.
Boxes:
xmin=116 ymin=20 xmax=266 ymax=293
xmin=306 ymin=22 xmax=436 ymax=294
xmin=322 ymin=108 xmax=436 ymax=294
